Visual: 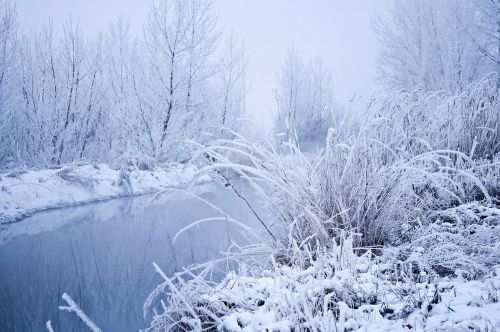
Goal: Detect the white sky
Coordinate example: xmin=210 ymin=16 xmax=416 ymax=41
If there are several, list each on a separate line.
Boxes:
xmin=16 ymin=0 xmax=392 ymax=131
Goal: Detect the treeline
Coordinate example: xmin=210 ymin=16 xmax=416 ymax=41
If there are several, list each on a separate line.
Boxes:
xmin=372 ymin=0 xmax=500 ymax=162
xmin=272 ymin=0 xmax=500 ymax=147
xmin=375 ymin=0 xmax=499 ymax=92
xmin=274 ymin=48 xmax=335 ymax=146
xmin=0 ymin=0 xmax=498 ymax=169
xmin=0 ymin=0 xmax=246 ymax=168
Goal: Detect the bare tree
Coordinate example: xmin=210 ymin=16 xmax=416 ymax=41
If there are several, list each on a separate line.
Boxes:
xmin=274 ymin=48 xmax=334 ymax=145
xmin=0 ymin=0 xmax=17 ymax=166
xmin=142 ymin=0 xmax=219 ymax=159
xmin=472 ymin=0 xmax=500 ymax=87
xmin=182 ymin=0 xmax=218 ymax=134
xmin=375 ymin=0 xmax=497 ymax=92
xmin=219 ymin=32 xmax=246 ymax=130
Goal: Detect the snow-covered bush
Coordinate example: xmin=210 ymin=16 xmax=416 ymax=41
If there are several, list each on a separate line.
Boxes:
xmin=319 ymin=74 xmax=499 ymax=246
xmin=475 ymin=153 xmax=500 ymax=198
xmin=384 ymin=202 xmax=500 ymax=280
xmin=144 ymin=233 xmax=500 ymax=331
xmin=145 ymin=235 xmax=373 ymax=332
xmin=187 ymin=76 xmax=498 ymax=253
xmin=371 ymin=73 xmax=499 ymax=161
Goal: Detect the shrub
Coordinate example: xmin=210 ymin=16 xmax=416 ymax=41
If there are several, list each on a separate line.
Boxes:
xmin=143 ymin=75 xmax=499 ymax=331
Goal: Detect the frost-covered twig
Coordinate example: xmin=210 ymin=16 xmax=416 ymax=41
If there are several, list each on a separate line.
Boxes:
xmin=45 ymin=321 xmax=55 ymax=332
xmin=46 ymin=293 xmax=102 ymax=332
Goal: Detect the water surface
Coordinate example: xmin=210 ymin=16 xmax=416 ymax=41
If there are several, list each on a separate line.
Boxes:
xmin=0 ymin=181 xmax=262 ymax=331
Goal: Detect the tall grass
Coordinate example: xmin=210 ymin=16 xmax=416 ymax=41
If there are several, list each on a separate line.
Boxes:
xmin=143 ymin=74 xmax=499 ymax=331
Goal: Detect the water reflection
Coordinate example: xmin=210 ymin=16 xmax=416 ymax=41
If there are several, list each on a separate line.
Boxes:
xmin=0 ymin=182 xmax=261 ymax=331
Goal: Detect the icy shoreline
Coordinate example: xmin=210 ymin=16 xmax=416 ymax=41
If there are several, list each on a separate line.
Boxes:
xmin=0 ymin=163 xmax=207 ymax=224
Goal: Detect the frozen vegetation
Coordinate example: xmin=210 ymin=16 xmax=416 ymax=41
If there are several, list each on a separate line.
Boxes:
xmin=0 ymin=0 xmax=499 ymax=331
xmin=141 ymin=74 xmax=500 ymax=331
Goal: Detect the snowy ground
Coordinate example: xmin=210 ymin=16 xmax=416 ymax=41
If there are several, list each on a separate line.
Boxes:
xmin=0 ymin=163 xmax=208 ymax=224
xmin=142 ymin=178 xmax=500 ymax=332
xmin=147 ymin=238 xmax=500 ymax=332
xmin=211 ymin=261 xmax=500 ymax=332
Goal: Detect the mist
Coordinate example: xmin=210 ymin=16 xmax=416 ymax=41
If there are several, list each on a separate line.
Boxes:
xmin=2 ymin=0 xmax=499 ymax=331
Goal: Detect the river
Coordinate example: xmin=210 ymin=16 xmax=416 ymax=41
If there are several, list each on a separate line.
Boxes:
xmin=0 ymin=181 xmax=263 ymax=331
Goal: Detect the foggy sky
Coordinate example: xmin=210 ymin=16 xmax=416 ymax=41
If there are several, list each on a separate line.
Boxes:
xmin=16 ymin=0 xmax=392 ymax=131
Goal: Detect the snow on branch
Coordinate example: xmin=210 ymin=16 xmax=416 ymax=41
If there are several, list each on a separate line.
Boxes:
xmin=46 ymin=293 xmax=102 ymax=332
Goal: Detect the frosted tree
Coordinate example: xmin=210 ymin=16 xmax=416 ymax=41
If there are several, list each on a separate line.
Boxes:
xmin=0 ymin=1 xmax=17 ymax=166
xmin=77 ymin=34 xmax=108 ymax=161
xmin=17 ymin=22 xmax=65 ymax=165
xmin=218 ymin=32 xmax=247 ymax=132
xmin=106 ymin=19 xmax=150 ymax=160
xmin=274 ymin=48 xmax=334 ymax=145
xmin=0 ymin=0 xmax=15 ymax=112
xmin=142 ymin=0 xmax=219 ymax=160
xmin=46 ymin=21 xmax=108 ymax=164
xmin=142 ymin=0 xmax=187 ymax=158
xmin=472 ymin=0 xmax=500 ymax=87
xmin=274 ymin=47 xmax=304 ymax=142
xmin=14 ymin=20 xmax=109 ymax=166
xmin=181 ymin=0 xmax=219 ymax=137
xmin=52 ymin=21 xmax=85 ymax=164
xmin=375 ymin=0 xmax=498 ymax=92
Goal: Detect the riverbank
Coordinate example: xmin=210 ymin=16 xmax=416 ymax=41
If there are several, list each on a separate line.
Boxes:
xmin=146 ymin=232 xmax=500 ymax=331
xmin=0 ymin=163 xmax=208 ymax=224
xmin=163 ymin=251 xmax=500 ymax=331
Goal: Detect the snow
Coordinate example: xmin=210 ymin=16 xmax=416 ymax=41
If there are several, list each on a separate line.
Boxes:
xmin=141 ymin=117 xmax=500 ymax=332
xmin=143 ymin=199 xmax=500 ymax=332
xmin=0 ymin=163 xmax=209 ymax=224
xmin=158 ymin=248 xmax=500 ymax=332
xmin=0 ymin=0 xmax=497 ymax=331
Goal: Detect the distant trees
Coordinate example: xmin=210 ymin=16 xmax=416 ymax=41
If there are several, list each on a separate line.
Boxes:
xmin=473 ymin=0 xmax=500 ymax=87
xmin=217 ymin=32 xmax=246 ymax=131
xmin=0 ymin=0 xmax=247 ymax=168
xmin=375 ymin=0 xmax=500 ymax=92
xmin=274 ymin=48 xmax=334 ymax=145
xmin=374 ymin=0 xmax=500 ymax=163
xmin=0 ymin=1 xmax=17 ymax=166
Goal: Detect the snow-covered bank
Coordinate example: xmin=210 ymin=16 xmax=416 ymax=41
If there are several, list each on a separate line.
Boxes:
xmin=0 ymin=163 xmax=207 ymax=224
xmin=214 ymin=271 xmax=500 ymax=332
xmin=146 ymin=236 xmax=500 ymax=332
xmin=205 ymin=261 xmax=500 ymax=332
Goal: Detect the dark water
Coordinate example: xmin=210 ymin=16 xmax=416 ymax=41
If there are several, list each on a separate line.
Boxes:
xmin=0 ymin=182 xmax=262 ymax=332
